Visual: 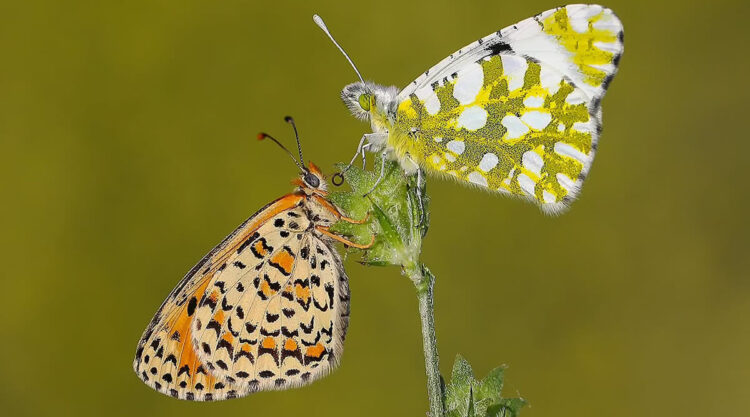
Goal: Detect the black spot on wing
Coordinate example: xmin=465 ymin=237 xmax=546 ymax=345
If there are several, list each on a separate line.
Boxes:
xmin=206 ymin=320 xmax=222 ymax=337
xmin=237 ymin=232 xmax=260 ymax=254
xmin=186 ymin=297 xmax=198 ymax=316
xmin=217 ymin=340 xmax=234 ymax=357
xmin=487 ymin=41 xmax=512 ymax=56
xmin=251 ymin=237 xmax=272 ymax=259
xmin=235 ymin=350 xmax=255 ymax=364
xmin=300 ymin=317 xmax=315 ymax=334
xmin=260 ymin=328 xmax=280 ymax=337
xmin=281 ymin=326 xmax=299 ymax=338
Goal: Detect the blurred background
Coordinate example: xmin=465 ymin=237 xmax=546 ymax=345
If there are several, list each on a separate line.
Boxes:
xmin=2 ymin=0 xmax=749 ymax=415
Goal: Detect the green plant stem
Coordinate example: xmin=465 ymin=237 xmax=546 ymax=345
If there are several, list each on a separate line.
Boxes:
xmin=408 ymin=263 xmax=444 ymax=417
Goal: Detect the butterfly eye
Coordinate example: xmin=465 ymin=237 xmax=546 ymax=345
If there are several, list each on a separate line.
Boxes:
xmin=358 ymin=94 xmax=371 ymax=111
xmin=304 ymin=172 xmax=321 ymax=188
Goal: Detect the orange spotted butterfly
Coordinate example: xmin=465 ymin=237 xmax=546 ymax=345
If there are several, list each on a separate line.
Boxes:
xmin=133 ymin=117 xmax=372 ymax=401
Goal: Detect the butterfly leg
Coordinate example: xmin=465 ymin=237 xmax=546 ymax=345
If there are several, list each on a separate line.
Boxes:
xmin=345 ymin=134 xmax=367 ymax=168
xmin=363 ymin=151 xmax=388 ymax=197
xmin=340 ymin=212 xmax=370 ymax=224
xmin=360 ymin=143 xmax=370 ymax=169
xmin=312 ymin=195 xmax=370 ymax=224
xmin=339 ymin=133 xmax=385 ymax=177
xmin=316 ymin=225 xmax=375 ymax=249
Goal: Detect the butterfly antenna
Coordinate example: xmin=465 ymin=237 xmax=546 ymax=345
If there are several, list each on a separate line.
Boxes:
xmin=313 ymin=14 xmax=366 ymax=84
xmin=284 ymin=116 xmax=305 ymax=167
xmin=257 ymin=132 xmax=305 ymax=171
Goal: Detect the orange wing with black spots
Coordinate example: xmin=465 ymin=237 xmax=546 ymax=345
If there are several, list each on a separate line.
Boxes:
xmin=133 ymin=189 xmax=352 ymax=401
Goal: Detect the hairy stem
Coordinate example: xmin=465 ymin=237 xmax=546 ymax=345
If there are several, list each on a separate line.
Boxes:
xmin=408 ymin=263 xmax=444 ymax=417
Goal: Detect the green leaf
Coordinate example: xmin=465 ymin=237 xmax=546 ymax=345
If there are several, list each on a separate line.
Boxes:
xmin=485 ymin=398 xmax=527 ymax=417
xmin=444 ymin=355 xmax=475 ymax=416
xmin=475 ymin=366 xmax=506 ymax=404
xmin=444 ymin=355 xmax=526 ymax=417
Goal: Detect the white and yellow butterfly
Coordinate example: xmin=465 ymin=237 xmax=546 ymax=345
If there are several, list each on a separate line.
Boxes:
xmin=315 ymin=4 xmax=623 ymax=213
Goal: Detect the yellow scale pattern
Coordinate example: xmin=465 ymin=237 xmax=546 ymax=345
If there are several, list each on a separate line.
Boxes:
xmin=379 ymin=5 xmax=622 ymax=211
xmin=543 ymin=7 xmax=619 ymax=87
xmin=394 ymin=56 xmax=591 ymax=206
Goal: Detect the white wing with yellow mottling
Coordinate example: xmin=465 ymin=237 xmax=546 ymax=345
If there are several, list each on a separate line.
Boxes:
xmin=393 ymin=5 xmax=623 ymax=212
xmin=400 ymin=5 xmax=623 ymax=103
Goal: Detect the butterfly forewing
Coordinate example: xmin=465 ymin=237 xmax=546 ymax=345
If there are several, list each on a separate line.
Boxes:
xmin=392 ymin=5 xmax=622 ymax=212
xmin=399 ymin=5 xmax=623 ymax=102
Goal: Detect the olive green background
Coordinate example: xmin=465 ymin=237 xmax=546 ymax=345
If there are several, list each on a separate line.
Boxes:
xmin=2 ymin=0 xmax=749 ymax=416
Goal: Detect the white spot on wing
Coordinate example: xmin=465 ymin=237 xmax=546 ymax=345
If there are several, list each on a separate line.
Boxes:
xmin=453 ymin=63 xmax=484 ymax=105
xmin=565 ymin=89 xmax=586 ymax=105
xmin=569 ymin=15 xmax=589 ymax=33
xmin=572 ymin=121 xmax=591 ymax=133
xmin=567 ymin=4 xmax=603 ymax=20
xmin=594 ymin=41 xmax=620 ymax=53
xmin=501 ymin=55 xmax=528 ymax=91
xmin=554 ymin=142 xmax=589 ymax=164
xmin=521 ymin=111 xmax=552 ymax=130
xmin=539 ymin=65 xmax=563 ymax=95
xmin=556 ymin=173 xmax=577 ymax=194
xmin=415 ymin=87 xmax=441 ymax=116
xmin=501 ymin=115 xmax=529 ymax=139
xmin=457 ymin=106 xmax=488 ymax=130
xmin=518 ymin=173 xmax=536 ymax=195
xmin=468 ymin=171 xmax=488 ymax=187
xmin=446 ymin=140 xmax=465 ymax=155
xmin=478 ymin=153 xmax=499 ymax=172
xmin=424 ymin=95 xmax=440 ymax=115
xmin=523 ymin=95 xmax=545 ymax=107
xmin=445 ymin=153 xmax=456 ymax=162
xmin=522 ymin=150 xmax=544 ymax=175
xmin=434 ymin=137 xmax=443 ymax=142
xmin=543 ymin=190 xmax=556 ymax=203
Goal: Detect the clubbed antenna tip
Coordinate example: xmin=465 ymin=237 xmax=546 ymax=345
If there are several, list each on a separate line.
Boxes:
xmin=312 ymin=13 xmax=365 ymax=84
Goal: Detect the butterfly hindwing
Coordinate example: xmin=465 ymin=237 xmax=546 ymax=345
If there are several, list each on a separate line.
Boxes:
xmin=190 ymin=206 xmax=350 ymax=393
xmin=135 ymin=193 xmax=349 ymax=401
xmin=395 ymin=54 xmax=597 ymax=212
xmin=392 ymin=5 xmax=622 ymax=212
